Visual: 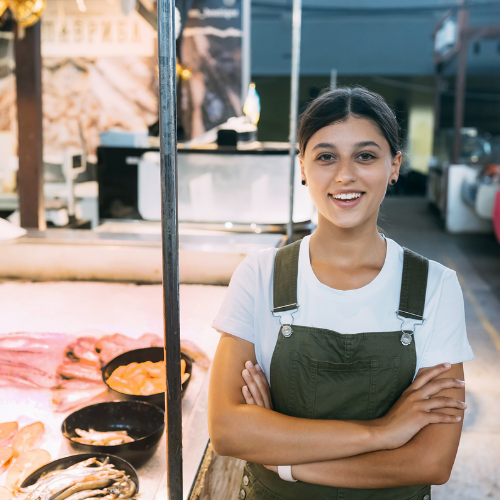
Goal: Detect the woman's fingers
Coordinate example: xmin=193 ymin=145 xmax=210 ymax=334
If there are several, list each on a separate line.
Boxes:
xmin=244 ymin=361 xmax=273 ymax=410
xmin=242 ymin=385 xmax=256 ymax=405
xmin=418 ymin=377 xmax=465 ymax=398
xmin=411 ymin=363 xmax=452 ymax=390
xmin=425 ymin=412 xmax=463 ymax=424
xmin=422 ymin=396 xmax=467 ymax=412
xmin=242 ymin=368 xmax=266 ymax=407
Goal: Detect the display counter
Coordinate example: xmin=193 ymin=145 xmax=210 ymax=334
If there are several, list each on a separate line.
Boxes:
xmin=0 ymin=281 xmax=226 ymax=500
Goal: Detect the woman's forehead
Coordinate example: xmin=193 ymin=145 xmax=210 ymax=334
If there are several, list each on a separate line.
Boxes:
xmin=307 ymin=116 xmax=388 ymax=150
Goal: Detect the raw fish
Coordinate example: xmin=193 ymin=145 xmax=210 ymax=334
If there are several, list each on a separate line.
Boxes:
xmin=12 ymin=422 xmax=44 ymax=458
xmin=51 ymin=384 xmax=108 ymax=413
xmin=4 ymin=449 xmax=51 ymax=492
xmin=0 ymin=447 xmax=13 ymax=472
xmin=0 ymin=422 xmax=18 ymax=445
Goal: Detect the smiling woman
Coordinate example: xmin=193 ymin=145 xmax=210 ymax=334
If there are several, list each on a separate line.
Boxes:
xmin=208 ymin=87 xmax=473 ymax=500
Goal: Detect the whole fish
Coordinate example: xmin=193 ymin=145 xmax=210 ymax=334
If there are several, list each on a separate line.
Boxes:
xmin=21 ymin=459 xmax=136 ymax=500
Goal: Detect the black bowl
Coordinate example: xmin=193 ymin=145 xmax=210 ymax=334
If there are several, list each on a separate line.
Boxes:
xmin=62 ymin=401 xmax=164 ymax=467
xmin=21 ymin=453 xmax=139 ymax=490
xmin=102 ymin=347 xmax=192 ymax=408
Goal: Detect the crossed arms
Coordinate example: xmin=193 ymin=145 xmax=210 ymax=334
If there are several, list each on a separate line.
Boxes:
xmin=208 ymin=332 xmax=466 ymax=488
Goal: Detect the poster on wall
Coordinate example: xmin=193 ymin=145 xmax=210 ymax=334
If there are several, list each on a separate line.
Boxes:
xmin=180 ymin=0 xmax=242 ymax=140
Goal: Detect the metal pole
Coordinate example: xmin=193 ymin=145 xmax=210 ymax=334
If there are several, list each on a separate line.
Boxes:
xmin=330 ymin=69 xmax=337 ymax=91
xmin=287 ymin=0 xmax=302 ymax=244
xmin=453 ymin=0 xmax=469 ymax=164
xmin=14 ymin=21 xmax=46 ymax=230
xmin=433 ymin=65 xmax=442 ymax=134
xmin=157 ymin=1 xmax=182 ymax=500
xmin=241 ymin=0 xmax=251 ymax=102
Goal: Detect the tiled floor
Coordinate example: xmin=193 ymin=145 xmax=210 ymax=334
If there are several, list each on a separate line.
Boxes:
xmin=380 ymin=197 xmax=500 ymax=499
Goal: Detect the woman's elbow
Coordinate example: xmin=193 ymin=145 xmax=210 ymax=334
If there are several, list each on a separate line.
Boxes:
xmin=421 ymin=456 xmax=453 ymax=486
xmin=428 ymin=466 xmax=452 ymax=486
xmin=208 ymin=414 xmax=239 ymax=457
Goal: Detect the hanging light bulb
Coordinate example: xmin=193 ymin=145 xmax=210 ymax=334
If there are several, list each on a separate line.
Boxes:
xmin=0 ymin=0 xmax=8 ymax=17
xmin=243 ymin=83 xmax=261 ymax=126
xmin=8 ymin=0 xmax=46 ymax=28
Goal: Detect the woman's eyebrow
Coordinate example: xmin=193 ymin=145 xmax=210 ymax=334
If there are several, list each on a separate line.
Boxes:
xmin=311 ymin=142 xmax=336 ymax=151
xmin=354 ymin=141 xmax=381 ymax=150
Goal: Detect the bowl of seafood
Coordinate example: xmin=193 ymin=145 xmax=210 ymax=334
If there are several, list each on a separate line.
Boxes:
xmin=61 ymin=401 xmax=164 ymax=467
xmin=20 ymin=454 xmax=138 ymax=500
xmin=102 ymin=347 xmax=192 ymax=408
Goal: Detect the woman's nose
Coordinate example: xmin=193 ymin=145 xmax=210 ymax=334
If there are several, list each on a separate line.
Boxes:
xmin=334 ymin=159 xmax=357 ymax=184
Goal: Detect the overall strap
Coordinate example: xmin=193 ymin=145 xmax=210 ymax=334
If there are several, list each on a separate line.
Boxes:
xmin=398 ymin=248 xmax=429 ymax=321
xmin=272 ymin=240 xmax=302 ymax=313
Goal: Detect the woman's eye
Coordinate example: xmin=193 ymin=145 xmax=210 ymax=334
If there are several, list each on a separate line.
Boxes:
xmin=357 ymin=153 xmax=376 ymax=161
xmin=317 ymin=153 xmax=335 ymax=161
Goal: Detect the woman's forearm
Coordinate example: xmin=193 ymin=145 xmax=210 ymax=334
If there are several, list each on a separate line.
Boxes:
xmin=210 ymin=404 xmax=386 ymax=465
xmin=292 ymin=420 xmax=462 ymax=488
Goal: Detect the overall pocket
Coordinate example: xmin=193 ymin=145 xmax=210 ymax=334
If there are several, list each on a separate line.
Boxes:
xmin=288 ymin=351 xmax=400 ymax=421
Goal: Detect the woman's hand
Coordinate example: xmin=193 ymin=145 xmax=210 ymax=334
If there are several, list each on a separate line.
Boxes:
xmin=377 ymin=362 xmax=467 ymax=450
xmin=241 ymin=360 xmax=273 ymax=410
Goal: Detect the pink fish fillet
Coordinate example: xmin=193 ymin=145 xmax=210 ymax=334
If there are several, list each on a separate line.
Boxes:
xmin=0 ymin=333 xmax=69 ymax=388
xmin=57 ymin=361 xmax=102 ymax=382
xmin=52 ymin=383 xmax=108 ymax=412
xmin=96 ymin=333 xmax=163 ymax=366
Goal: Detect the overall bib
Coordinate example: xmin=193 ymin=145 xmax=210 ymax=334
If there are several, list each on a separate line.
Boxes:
xmin=237 ymin=240 xmax=432 ymax=500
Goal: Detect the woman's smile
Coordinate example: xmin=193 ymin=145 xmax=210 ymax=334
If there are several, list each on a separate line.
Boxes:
xmin=328 ymin=190 xmax=366 ymax=209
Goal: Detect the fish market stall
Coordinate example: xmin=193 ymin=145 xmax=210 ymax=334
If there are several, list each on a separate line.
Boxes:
xmin=0 ymin=281 xmax=226 ymax=500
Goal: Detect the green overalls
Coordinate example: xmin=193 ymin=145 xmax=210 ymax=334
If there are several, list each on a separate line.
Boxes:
xmin=237 ymin=240 xmax=432 ymax=500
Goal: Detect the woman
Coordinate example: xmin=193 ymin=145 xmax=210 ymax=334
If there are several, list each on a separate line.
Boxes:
xmin=208 ymin=87 xmax=473 ymax=500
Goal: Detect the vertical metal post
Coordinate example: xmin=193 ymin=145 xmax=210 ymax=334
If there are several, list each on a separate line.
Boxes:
xmin=453 ymin=1 xmax=469 ymax=164
xmin=433 ymin=66 xmax=442 ymax=134
xmin=241 ymin=0 xmax=251 ymax=102
xmin=157 ymin=1 xmax=182 ymax=500
xmin=287 ymin=0 xmax=302 ymax=244
xmin=330 ymin=69 xmax=337 ymax=91
xmin=14 ymin=21 xmax=45 ymax=229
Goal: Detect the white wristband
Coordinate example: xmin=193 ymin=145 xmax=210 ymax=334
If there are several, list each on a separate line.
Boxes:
xmin=278 ymin=465 xmax=297 ymax=482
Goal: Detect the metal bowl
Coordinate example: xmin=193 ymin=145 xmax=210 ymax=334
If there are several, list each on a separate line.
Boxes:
xmin=61 ymin=401 xmax=165 ymax=467
xmin=102 ymin=347 xmax=192 ymax=408
xmin=21 ymin=453 xmax=139 ymax=490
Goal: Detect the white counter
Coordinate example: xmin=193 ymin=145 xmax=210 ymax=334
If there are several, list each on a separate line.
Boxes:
xmin=0 ymin=281 xmax=227 ymax=500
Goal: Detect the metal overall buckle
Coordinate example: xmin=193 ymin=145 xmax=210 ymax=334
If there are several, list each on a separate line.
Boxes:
xmin=396 ymin=310 xmax=425 ymax=346
xmin=272 ymin=304 xmax=299 ymax=338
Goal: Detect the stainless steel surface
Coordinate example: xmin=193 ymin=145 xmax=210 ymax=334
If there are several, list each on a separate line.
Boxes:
xmin=287 ymin=0 xmax=302 ymax=244
xmin=157 ymin=0 xmax=183 ymax=495
xmin=0 ymin=229 xmax=284 ymax=284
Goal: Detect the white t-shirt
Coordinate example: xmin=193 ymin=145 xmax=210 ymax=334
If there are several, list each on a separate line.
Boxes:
xmin=212 ymin=235 xmax=474 ymax=381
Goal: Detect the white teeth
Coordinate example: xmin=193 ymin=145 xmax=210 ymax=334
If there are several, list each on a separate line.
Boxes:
xmin=332 ymin=192 xmax=362 ymax=200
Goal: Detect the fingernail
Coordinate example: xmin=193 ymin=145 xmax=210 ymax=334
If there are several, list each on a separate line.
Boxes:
xmin=245 ymin=361 xmax=253 ymax=369
xmin=463 ymin=403 xmax=467 ymax=408
xmin=255 ymin=364 xmax=262 ymax=371
xmin=458 ymin=379 xmax=465 ymax=385
xmin=243 ymin=369 xmax=249 ymax=377
xmin=243 ymin=386 xmax=248 ymax=393
xmin=456 ymin=416 xmax=462 ymax=421
xmin=444 ymin=362 xmax=451 ymax=368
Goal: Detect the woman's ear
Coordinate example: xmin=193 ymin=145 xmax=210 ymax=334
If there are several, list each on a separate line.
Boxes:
xmin=391 ymin=151 xmax=402 ymax=178
xmin=298 ymin=153 xmax=306 ymax=179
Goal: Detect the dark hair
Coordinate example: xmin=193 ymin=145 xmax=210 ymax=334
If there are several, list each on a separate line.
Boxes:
xmin=297 ymin=86 xmax=401 ymax=157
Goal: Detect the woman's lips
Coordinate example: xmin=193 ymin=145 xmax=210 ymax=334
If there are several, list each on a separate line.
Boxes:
xmin=328 ymin=192 xmax=365 ymax=209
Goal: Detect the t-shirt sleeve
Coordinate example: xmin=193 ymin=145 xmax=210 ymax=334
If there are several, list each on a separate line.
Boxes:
xmin=420 ymin=268 xmax=474 ymax=368
xmin=211 ymin=253 xmax=257 ymax=344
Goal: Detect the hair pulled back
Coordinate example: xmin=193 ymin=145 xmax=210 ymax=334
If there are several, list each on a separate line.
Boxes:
xmin=297 ymin=86 xmax=401 ymax=158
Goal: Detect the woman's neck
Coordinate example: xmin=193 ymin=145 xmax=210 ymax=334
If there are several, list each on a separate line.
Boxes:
xmin=308 ymin=212 xmax=387 ymax=290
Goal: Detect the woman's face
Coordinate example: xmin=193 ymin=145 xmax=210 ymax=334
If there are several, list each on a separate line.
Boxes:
xmin=300 ymin=115 xmax=402 ymax=230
